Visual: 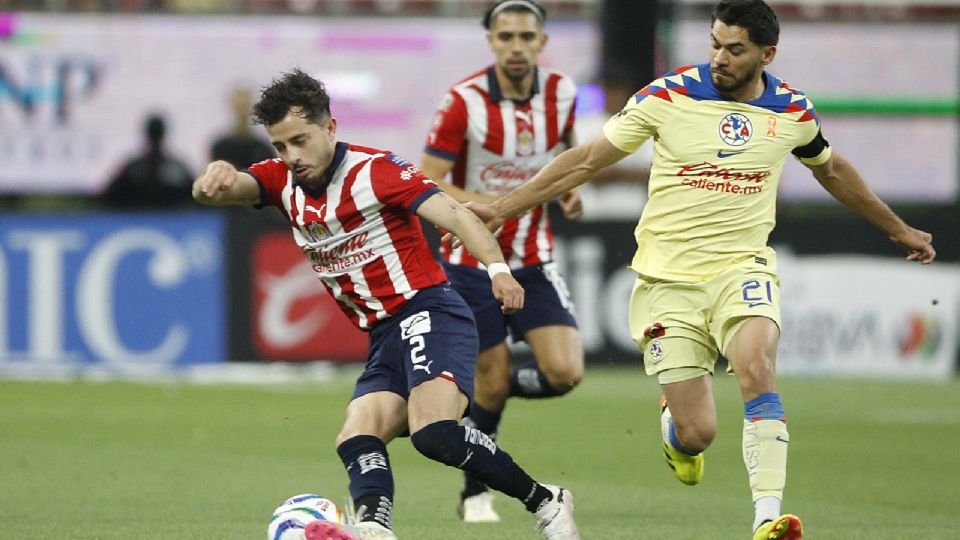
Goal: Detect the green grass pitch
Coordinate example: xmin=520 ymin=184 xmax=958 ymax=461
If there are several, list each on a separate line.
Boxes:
xmin=2 ymin=366 xmax=958 ymax=539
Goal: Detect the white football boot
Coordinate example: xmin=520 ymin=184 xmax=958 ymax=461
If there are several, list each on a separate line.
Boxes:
xmin=458 ymin=491 xmax=501 ymax=523
xmin=534 ymin=485 xmax=580 ymax=539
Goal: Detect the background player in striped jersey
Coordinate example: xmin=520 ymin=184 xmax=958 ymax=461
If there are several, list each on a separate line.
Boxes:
xmin=192 ymin=70 xmax=579 ymax=540
xmin=419 ymin=0 xmax=586 ymax=523
xmin=456 ymin=1 xmax=936 ymax=538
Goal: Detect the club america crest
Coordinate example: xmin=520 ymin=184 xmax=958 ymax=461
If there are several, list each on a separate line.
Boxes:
xmin=649 ymin=340 xmax=665 ymax=363
xmin=719 ymin=112 xmax=752 ymax=146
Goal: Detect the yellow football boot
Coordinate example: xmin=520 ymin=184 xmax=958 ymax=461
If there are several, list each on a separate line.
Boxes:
xmin=752 ymin=514 xmax=803 ymax=540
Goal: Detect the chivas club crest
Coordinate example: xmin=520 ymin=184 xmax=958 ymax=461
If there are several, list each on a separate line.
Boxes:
xmin=306 ymin=222 xmax=331 ymax=242
xmin=517 ymin=127 xmax=534 ymax=156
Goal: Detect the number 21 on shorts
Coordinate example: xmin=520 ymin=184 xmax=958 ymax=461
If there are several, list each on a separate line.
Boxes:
xmin=741 ymin=279 xmax=774 ymax=308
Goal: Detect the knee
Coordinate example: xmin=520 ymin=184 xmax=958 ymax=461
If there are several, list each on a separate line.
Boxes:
xmin=336 ymin=424 xmax=398 ymax=449
xmin=675 ymin=420 xmax=716 ymax=454
xmin=410 ymin=420 xmax=461 ymax=465
xmin=540 ymin=357 xmax=584 ymax=394
xmin=737 ymin=358 xmax=777 ymax=395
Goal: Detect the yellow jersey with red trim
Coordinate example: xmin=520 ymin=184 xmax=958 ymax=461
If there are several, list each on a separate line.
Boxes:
xmin=603 ymin=64 xmax=832 ymax=282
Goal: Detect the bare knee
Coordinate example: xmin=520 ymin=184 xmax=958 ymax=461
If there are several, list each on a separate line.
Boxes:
xmin=674 ymin=420 xmax=716 ymax=454
xmin=540 ymin=358 xmax=584 ymax=394
xmin=335 ymin=392 xmax=406 ymax=448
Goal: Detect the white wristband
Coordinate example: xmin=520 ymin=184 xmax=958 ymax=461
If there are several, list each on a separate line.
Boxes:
xmin=486 ymin=262 xmax=511 ymax=280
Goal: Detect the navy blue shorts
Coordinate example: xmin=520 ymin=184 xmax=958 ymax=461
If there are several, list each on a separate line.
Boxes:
xmin=351 ymin=284 xmax=478 ymax=402
xmin=442 ymin=261 xmax=578 ymax=351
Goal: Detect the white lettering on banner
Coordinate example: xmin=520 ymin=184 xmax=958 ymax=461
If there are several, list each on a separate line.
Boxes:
xmin=780 ymin=311 xmax=881 ymax=360
xmin=258 ymin=261 xmax=331 ymax=348
xmin=76 ymin=229 xmax=191 ymax=365
xmin=1 ymin=226 xmax=215 ymax=366
xmin=6 ymin=231 xmax=86 ymax=363
xmin=776 ymin=254 xmax=958 ymax=379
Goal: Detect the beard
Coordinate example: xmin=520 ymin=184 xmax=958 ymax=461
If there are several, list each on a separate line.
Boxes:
xmin=712 ymin=62 xmax=762 ymax=96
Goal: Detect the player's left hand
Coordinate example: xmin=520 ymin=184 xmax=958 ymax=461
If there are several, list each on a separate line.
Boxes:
xmin=892 ymin=227 xmax=936 ymax=264
xmin=491 ymin=273 xmax=524 ymax=314
xmin=558 ymin=190 xmax=583 ymax=220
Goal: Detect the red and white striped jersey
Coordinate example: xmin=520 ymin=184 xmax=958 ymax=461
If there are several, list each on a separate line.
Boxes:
xmin=247 ymin=142 xmax=448 ymax=330
xmin=425 ymin=66 xmax=577 ymax=269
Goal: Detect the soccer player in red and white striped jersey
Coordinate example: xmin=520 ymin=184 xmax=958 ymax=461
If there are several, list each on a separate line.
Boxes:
xmin=420 ymin=0 xmax=587 ymax=524
xmin=193 ymin=70 xmax=579 ymax=540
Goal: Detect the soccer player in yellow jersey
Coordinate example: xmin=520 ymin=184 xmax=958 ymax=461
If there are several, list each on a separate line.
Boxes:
xmin=459 ymin=1 xmax=936 ymax=538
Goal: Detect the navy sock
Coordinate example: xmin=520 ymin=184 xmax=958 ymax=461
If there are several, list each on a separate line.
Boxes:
xmin=461 ymin=403 xmax=502 ymax=497
xmin=509 ymin=359 xmax=565 ymax=398
xmin=467 ymin=402 xmax=502 ymax=438
xmin=411 ymin=420 xmax=552 ymax=512
xmin=336 ymin=435 xmax=394 ymax=529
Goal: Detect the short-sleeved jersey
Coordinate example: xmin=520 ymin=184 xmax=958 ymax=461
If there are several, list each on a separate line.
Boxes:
xmin=604 ymin=64 xmax=832 ymax=282
xmin=425 ymin=66 xmax=577 ymax=269
xmin=247 ymin=142 xmax=448 ymax=330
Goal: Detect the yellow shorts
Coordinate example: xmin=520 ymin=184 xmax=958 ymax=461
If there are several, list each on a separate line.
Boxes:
xmin=628 ymin=261 xmax=781 ymax=382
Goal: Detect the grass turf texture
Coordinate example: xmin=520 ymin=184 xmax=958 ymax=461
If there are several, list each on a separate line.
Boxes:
xmin=2 ymin=367 xmax=958 ymax=539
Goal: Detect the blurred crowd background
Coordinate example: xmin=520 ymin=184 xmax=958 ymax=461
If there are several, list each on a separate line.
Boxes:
xmin=1 ymin=0 xmax=957 ymax=214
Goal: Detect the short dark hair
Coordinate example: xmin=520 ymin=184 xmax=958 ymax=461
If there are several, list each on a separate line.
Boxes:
xmin=482 ymin=0 xmax=546 ymax=30
xmin=253 ymin=69 xmax=331 ymax=126
xmin=711 ymin=0 xmax=779 ymax=47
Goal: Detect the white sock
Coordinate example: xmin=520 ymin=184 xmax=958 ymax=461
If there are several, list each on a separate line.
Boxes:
xmin=753 ymin=496 xmax=781 ymax=531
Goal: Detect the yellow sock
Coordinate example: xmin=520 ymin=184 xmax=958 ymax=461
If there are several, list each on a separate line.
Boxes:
xmin=742 ymin=419 xmax=788 ymax=501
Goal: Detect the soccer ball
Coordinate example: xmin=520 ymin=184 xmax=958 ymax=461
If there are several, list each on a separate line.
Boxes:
xmin=267 ymin=493 xmax=345 ymax=540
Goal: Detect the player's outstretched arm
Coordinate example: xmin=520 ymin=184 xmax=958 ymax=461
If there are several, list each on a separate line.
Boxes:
xmin=192 ymin=160 xmax=261 ymax=207
xmin=416 ymin=191 xmax=523 ymax=313
xmin=807 ymin=152 xmax=935 ymax=264
xmin=485 ymin=134 xmax=629 ymax=225
xmin=419 ymin=153 xmax=499 ymax=204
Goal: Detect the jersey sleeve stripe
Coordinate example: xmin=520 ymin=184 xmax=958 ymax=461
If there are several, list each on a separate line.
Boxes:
xmin=242 ymin=168 xmax=272 ymax=208
xmin=409 ymin=186 xmax=441 ymax=213
xmin=423 ymin=146 xmax=459 ymax=161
